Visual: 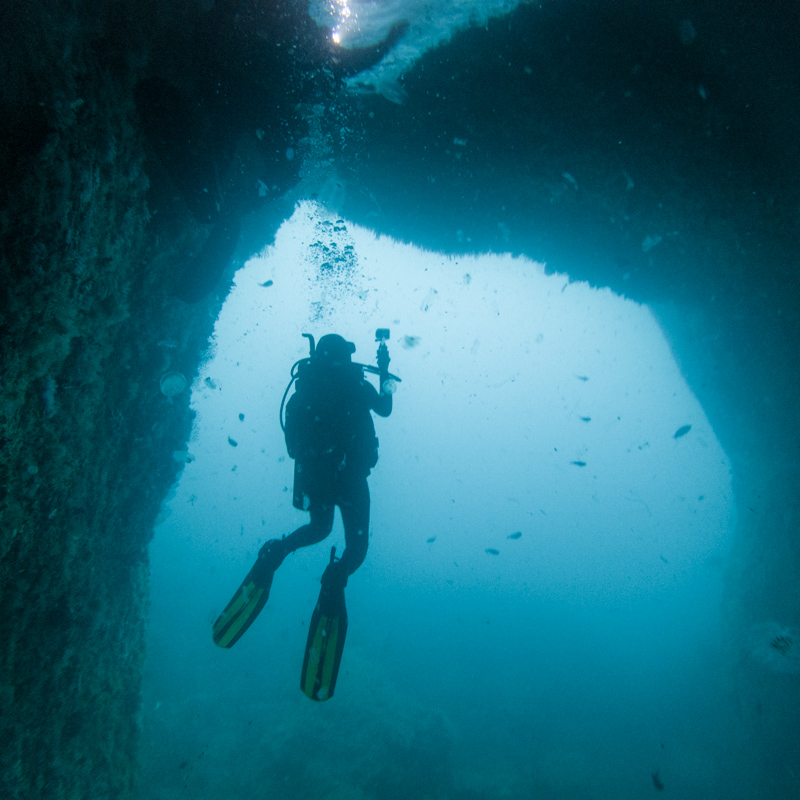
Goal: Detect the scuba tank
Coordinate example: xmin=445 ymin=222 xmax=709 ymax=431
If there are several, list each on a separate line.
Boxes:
xmin=280 ymin=332 xmax=401 ymax=511
xmin=279 ymin=331 xmax=401 ymax=433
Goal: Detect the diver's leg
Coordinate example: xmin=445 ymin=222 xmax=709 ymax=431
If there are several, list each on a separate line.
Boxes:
xmin=215 ymin=522 xmax=326 ymax=647
xmin=253 ymin=458 xmax=335 ymax=579
xmin=336 ymin=475 xmax=370 ymax=577
xmin=281 ymin=505 xmax=336 ymax=553
xmin=253 ymin=503 xmax=334 ymax=581
xmin=213 ymin=470 xmax=334 ymax=648
xmin=299 ymin=476 xmax=367 ymax=694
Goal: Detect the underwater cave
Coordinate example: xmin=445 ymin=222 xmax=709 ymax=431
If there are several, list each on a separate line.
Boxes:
xmin=1 ymin=1 xmax=798 ymax=798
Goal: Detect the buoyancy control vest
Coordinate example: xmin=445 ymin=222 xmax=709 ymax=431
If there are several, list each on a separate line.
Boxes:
xmin=284 ymin=360 xmax=379 ymax=476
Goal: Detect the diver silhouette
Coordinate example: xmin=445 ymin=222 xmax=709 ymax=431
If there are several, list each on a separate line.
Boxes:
xmin=212 ymin=331 xmax=398 ymax=700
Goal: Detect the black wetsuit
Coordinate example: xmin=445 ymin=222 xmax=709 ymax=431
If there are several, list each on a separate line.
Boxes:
xmin=266 ymin=362 xmax=392 ymax=576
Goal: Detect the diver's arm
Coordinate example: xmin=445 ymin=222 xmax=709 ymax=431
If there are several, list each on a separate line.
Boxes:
xmin=372 ymin=338 xmax=393 ymax=416
xmin=366 ymin=380 xmax=392 ymax=417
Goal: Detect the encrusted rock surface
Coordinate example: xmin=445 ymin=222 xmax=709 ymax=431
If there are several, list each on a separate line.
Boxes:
xmin=0 ymin=5 xmax=225 ymax=797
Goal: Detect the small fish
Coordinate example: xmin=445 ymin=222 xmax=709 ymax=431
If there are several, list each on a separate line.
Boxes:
xmin=485 ymin=548 xmax=500 ymax=556
xmin=579 ymin=416 xmax=591 ymax=422
xmin=228 ymin=436 xmax=238 ymax=447
xmin=570 ymin=460 xmax=587 ymax=467
xmin=770 ymin=635 xmax=793 ymax=655
xmin=674 ymin=424 xmax=692 ymax=439
xmin=238 ymin=413 xmax=245 ymax=421
xmin=660 ymin=555 xmax=669 ymax=564
xmin=427 ymin=536 xmax=436 ymax=543
xmin=507 ymin=531 xmax=522 ymax=540
xmin=575 ymin=375 xmax=589 ymax=381
xmin=259 ymin=280 xmax=273 ymax=287
xmin=652 ymin=769 xmax=664 ymax=791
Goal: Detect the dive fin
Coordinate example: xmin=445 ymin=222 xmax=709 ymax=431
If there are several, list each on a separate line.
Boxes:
xmin=212 ymin=565 xmax=274 ymax=648
xmin=301 ymin=549 xmax=348 ymax=701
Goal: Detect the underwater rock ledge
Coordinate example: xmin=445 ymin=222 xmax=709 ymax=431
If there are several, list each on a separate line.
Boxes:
xmin=0 ymin=4 xmax=229 ymax=798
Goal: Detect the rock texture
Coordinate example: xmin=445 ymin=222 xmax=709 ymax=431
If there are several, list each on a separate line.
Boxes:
xmin=0 ymin=4 xmax=225 ymax=797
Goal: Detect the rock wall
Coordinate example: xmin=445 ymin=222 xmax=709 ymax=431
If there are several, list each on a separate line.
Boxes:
xmin=0 ymin=4 xmax=227 ymax=798
xmin=0 ymin=1 xmax=388 ymax=794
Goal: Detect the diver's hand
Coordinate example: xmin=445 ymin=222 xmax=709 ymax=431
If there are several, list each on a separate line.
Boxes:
xmin=377 ymin=342 xmax=391 ymax=372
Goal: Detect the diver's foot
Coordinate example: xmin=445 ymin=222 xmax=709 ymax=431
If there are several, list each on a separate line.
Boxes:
xmin=252 ymin=538 xmax=286 ymax=585
xmin=320 ymin=558 xmax=349 ymax=591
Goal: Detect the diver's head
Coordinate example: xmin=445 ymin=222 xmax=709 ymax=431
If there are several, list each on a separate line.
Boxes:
xmin=314 ymin=334 xmax=356 ymax=365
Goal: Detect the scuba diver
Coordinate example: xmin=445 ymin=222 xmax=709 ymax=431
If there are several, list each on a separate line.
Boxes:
xmin=212 ymin=331 xmax=399 ymax=701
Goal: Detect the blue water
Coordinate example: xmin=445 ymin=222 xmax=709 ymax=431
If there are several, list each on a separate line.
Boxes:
xmin=141 ymin=205 xmax=744 ymax=799
xmin=138 ymin=2 xmax=799 ymax=798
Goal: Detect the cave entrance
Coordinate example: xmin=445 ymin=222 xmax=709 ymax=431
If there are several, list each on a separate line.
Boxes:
xmin=143 ymin=200 xmax=736 ymax=796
